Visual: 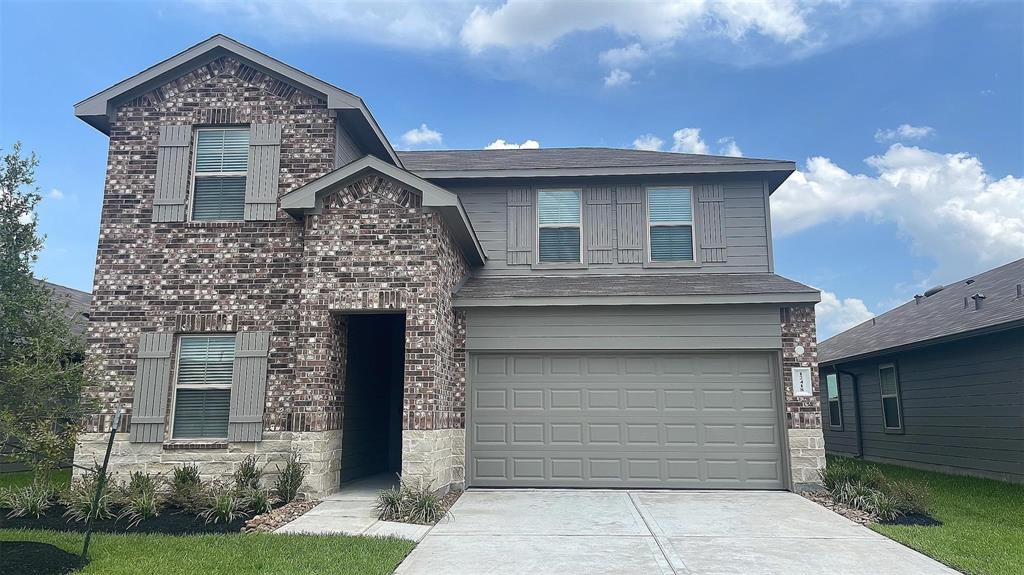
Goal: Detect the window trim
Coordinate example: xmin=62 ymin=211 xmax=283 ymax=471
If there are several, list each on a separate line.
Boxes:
xmin=188 ymin=126 xmax=249 ymax=222
xmin=825 ymin=371 xmax=843 ymax=431
xmin=169 ymin=334 xmax=235 ymax=441
xmin=644 ymin=185 xmax=699 ymax=267
xmin=534 ymin=188 xmax=584 ymax=267
xmin=878 ymin=362 xmax=904 ymax=433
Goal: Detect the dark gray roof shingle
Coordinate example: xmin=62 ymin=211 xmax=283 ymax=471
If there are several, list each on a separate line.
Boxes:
xmin=398 ymin=147 xmax=789 ymax=173
xmin=819 ymin=258 xmax=1024 ymax=364
xmin=456 ymin=273 xmax=817 ymax=301
xmin=40 ymin=280 xmax=92 ymax=337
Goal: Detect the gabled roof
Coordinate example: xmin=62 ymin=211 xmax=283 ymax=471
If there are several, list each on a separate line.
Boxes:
xmin=74 ymin=34 xmax=400 ymax=166
xmin=819 ymin=258 xmax=1024 ymax=364
xmin=399 ymin=148 xmax=795 ymax=191
xmin=454 ymin=273 xmax=819 ymax=307
xmin=280 ymin=155 xmax=486 ymax=266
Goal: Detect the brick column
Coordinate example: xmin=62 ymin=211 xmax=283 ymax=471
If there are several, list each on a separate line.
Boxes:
xmin=781 ymin=305 xmax=826 ymax=489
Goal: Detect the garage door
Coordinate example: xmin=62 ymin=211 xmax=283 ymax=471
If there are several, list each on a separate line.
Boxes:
xmin=468 ymin=352 xmax=785 ymax=489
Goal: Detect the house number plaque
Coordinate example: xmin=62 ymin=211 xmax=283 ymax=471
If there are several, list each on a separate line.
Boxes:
xmin=792 ymin=367 xmax=813 ymax=397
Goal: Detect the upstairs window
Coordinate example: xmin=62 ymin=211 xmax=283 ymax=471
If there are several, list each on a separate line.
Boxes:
xmin=879 ymin=363 xmax=903 ymax=431
xmin=826 ymin=372 xmax=842 ymax=430
xmin=537 ymin=190 xmax=582 ymax=263
xmin=647 ymin=187 xmax=695 ymax=262
xmin=192 ymin=128 xmax=248 ymax=221
xmin=172 ymin=335 xmax=235 ymax=439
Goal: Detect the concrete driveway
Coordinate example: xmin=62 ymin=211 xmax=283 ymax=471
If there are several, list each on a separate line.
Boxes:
xmin=395 ymin=490 xmax=958 ymax=575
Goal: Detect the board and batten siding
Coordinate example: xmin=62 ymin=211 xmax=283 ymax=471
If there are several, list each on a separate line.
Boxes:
xmin=451 ymin=176 xmax=772 ymax=275
xmin=463 ymin=305 xmax=783 ymax=351
xmin=825 ymin=329 xmax=1024 ymax=483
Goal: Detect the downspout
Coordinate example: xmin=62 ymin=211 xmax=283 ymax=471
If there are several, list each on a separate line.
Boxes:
xmin=838 ymin=367 xmax=864 ymax=458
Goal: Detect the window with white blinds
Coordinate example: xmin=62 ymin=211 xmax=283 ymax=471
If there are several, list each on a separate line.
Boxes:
xmin=172 ymin=335 xmax=235 ymax=439
xmin=191 ymin=128 xmax=248 ymax=221
xmin=647 ymin=187 xmax=695 ymax=262
xmin=537 ymin=190 xmax=582 ymax=263
xmin=826 ymin=372 xmax=842 ymax=429
xmin=879 ymin=364 xmax=903 ymax=431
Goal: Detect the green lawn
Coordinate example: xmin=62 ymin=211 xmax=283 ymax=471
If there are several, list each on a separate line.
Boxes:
xmin=0 ymin=529 xmax=415 ymax=575
xmin=841 ymin=458 xmax=1024 ymax=575
xmin=0 ymin=467 xmax=72 ymax=489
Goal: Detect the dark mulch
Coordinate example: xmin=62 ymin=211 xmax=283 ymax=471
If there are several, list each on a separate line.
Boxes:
xmin=0 ymin=504 xmax=246 ymax=534
xmin=0 ymin=541 xmax=85 ymax=575
xmin=880 ymin=513 xmax=943 ymax=527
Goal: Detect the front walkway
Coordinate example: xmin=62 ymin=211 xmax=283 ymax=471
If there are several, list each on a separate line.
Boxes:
xmin=395 ymin=490 xmax=958 ymax=575
xmin=275 ymin=474 xmax=431 ymax=541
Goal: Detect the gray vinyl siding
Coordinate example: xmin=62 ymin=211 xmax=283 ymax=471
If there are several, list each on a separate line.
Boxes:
xmin=825 ymin=329 xmax=1024 ymax=483
xmin=822 ymin=372 xmax=860 ymax=456
xmin=464 ymin=305 xmax=783 ymax=351
xmin=335 ymin=121 xmax=361 ymax=166
xmin=450 ymin=175 xmax=771 ymax=275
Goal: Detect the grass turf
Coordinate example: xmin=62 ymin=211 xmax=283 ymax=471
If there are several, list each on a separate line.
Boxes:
xmin=0 ymin=468 xmax=72 ymax=489
xmin=0 ymin=529 xmax=415 ymax=575
xmin=840 ymin=458 xmax=1024 ymax=575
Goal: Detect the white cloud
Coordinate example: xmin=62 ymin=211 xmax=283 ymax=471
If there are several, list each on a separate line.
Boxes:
xmin=47 ymin=189 xmax=64 ymax=200
xmin=485 ymin=139 xmax=541 ymax=150
xmin=632 ymin=134 xmax=664 ymax=151
xmin=772 ymin=144 xmax=1024 ymax=280
xmin=400 ymin=124 xmax=443 ymax=148
xmin=874 ymin=124 xmax=935 ymax=143
xmin=717 ymin=137 xmax=743 ymax=157
xmin=598 ymin=43 xmax=650 ymax=69
xmin=603 ymin=68 xmax=632 ymax=87
xmin=816 ymin=289 xmax=875 ymax=339
xmin=671 ymin=128 xmax=710 ymax=154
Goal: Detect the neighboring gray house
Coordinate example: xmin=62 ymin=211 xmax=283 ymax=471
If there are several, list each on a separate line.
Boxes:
xmin=41 ymin=280 xmax=92 ymax=337
xmin=72 ymin=35 xmax=824 ymax=496
xmin=819 ymin=258 xmax=1024 ymax=483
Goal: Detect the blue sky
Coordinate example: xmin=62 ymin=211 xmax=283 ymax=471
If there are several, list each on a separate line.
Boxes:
xmin=1 ymin=0 xmax=1021 ymax=339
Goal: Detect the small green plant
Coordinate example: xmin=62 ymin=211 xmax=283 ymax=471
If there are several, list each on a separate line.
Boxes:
xmin=4 ymin=479 xmax=56 ymax=518
xmin=168 ymin=464 xmax=205 ymax=512
xmin=823 ymin=457 xmax=931 ymax=522
xmin=882 ymin=478 xmax=930 ymax=515
xmin=240 ymin=486 xmax=276 ymax=514
xmin=374 ymin=477 xmax=451 ymax=525
xmin=233 ymin=455 xmax=263 ymax=491
xmin=274 ymin=452 xmax=306 ymax=503
xmin=198 ymin=484 xmax=249 ymax=525
xmin=116 ymin=471 xmax=163 ymax=528
xmin=62 ymin=472 xmax=118 ymax=522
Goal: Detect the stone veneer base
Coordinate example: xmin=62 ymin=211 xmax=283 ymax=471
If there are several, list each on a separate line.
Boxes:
xmin=788 ymin=428 xmax=826 ymax=490
xmin=73 ymin=430 xmax=343 ymax=498
xmin=401 ymin=428 xmax=465 ymax=493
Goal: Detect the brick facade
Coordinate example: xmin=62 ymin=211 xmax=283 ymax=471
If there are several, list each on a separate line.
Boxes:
xmin=780 ymin=305 xmax=826 ymax=487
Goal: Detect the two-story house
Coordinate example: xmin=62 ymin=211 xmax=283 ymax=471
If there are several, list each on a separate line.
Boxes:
xmin=73 ymin=35 xmax=823 ymax=496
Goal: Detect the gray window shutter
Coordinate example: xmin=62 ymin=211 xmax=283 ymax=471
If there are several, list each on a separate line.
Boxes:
xmin=697 ymin=183 xmax=727 ymax=263
xmin=153 ymin=125 xmax=191 ymax=223
xmin=616 ymin=185 xmax=644 ymax=263
xmin=244 ymin=124 xmax=282 ymax=221
xmin=506 ymin=187 xmax=533 ymax=265
xmin=129 ymin=332 xmax=174 ymax=443
xmin=585 ymin=186 xmax=615 ymax=264
xmin=228 ymin=331 xmax=271 ymax=442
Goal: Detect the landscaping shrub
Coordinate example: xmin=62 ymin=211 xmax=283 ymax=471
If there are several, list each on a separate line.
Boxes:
xmin=239 ymin=486 xmax=275 ymax=515
xmin=199 ymin=484 xmax=249 ymax=525
xmin=117 ymin=471 xmax=163 ymax=528
xmin=168 ymin=463 xmax=205 ymax=513
xmin=274 ymin=452 xmax=305 ymax=503
xmin=233 ymin=455 xmax=263 ymax=491
xmin=821 ymin=456 xmax=930 ymax=521
xmin=374 ymin=478 xmax=450 ymax=525
xmin=4 ymin=479 xmax=56 ymax=518
xmin=62 ymin=471 xmax=117 ymax=522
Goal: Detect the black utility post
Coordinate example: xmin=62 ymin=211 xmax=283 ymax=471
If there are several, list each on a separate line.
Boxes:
xmin=81 ymin=409 xmax=123 ymax=562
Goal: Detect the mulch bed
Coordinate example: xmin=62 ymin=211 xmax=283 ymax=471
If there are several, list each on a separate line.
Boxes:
xmin=438 ymin=489 xmax=461 ymax=518
xmin=0 ymin=504 xmax=247 ymax=534
xmin=0 ymin=541 xmax=85 ymax=575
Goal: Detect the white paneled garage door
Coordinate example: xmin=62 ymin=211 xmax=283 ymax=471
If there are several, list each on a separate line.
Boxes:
xmin=468 ymin=352 xmax=785 ymax=489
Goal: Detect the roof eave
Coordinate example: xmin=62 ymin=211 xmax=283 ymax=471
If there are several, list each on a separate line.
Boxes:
xmin=280 ymin=155 xmax=485 ymax=266
xmin=455 ymin=291 xmax=821 ymax=308
xmin=819 ymin=318 xmax=1024 ymax=366
xmin=408 ymin=161 xmax=797 ymax=182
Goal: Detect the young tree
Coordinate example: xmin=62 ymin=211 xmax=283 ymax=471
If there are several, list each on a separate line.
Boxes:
xmin=0 ymin=142 xmax=90 ymax=479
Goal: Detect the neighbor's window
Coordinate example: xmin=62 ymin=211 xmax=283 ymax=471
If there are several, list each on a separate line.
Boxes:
xmin=537 ymin=189 xmax=582 ymax=263
xmin=879 ymin=363 xmax=903 ymax=431
xmin=192 ymin=127 xmax=249 ymax=221
xmin=172 ymin=335 xmax=235 ymax=439
xmin=826 ymin=372 xmax=842 ymax=430
xmin=647 ymin=187 xmax=695 ymax=262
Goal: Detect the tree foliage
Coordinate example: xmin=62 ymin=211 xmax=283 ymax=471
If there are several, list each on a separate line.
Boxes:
xmin=0 ymin=142 xmax=91 ymax=478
